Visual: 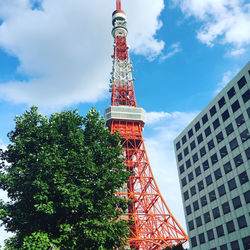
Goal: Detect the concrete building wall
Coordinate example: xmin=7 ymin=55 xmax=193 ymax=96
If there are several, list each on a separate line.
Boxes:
xmin=174 ymin=62 xmax=250 ymax=250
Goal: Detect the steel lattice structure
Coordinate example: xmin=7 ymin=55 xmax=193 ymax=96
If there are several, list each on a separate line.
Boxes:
xmin=104 ymin=1 xmax=188 ymax=249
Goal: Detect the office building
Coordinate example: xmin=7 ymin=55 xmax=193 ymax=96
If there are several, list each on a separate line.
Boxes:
xmin=174 ymin=62 xmax=250 ymax=249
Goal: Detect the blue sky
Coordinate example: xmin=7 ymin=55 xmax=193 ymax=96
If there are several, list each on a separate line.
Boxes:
xmin=0 ymin=0 xmax=250 ymax=246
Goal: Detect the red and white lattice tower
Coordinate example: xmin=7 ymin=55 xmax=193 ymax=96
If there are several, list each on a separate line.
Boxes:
xmin=104 ymin=1 xmax=188 ymax=249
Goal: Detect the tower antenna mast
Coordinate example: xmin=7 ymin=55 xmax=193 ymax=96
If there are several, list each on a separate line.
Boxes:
xmin=116 ymin=0 xmax=121 ymax=10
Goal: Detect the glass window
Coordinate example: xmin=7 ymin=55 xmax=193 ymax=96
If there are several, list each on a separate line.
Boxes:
xmin=202 ymin=114 xmax=208 ymax=124
xmin=195 ymin=166 xmax=201 ymax=177
xmin=222 ymin=201 xmax=231 ymax=214
xmin=211 ymin=153 xmax=218 ymax=165
xmin=227 ymin=86 xmax=236 ymax=99
xmin=240 ymin=128 xmax=250 ymax=143
xmin=188 ymin=172 xmax=194 ymax=182
xmin=184 ymin=146 xmax=189 ymax=156
xmin=188 ymin=220 xmax=194 ymax=231
xmin=237 ymin=215 xmax=247 ymax=229
xmin=181 ymin=177 xmax=187 ymax=187
xmin=218 ymin=96 xmax=226 ymax=108
xmin=199 ymin=233 xmax=206 ymax=244
xmin=218 ymin=184 xmax=226 ymax=196
xmin=228 ymin=178 xmax=237 ymax=191
xmin=190 ymin=140 xmax=196 ymax=150
xmin=176 ymin=141 xmax=180 ymax=150
xmin=196 ymin=216 xmax=202 ymax=227
xmin=179 ymin=164 xmax=185 ymax=174
xmin=188 ymin=128 xmax=193 ymax=138
xmin=216 ymin=131 xmax=224 ymax=143
xmin=208 ymin=139 xmax=215 ymax=150
xmin=201 ymin=195 xmax=207 ymax=206
xmin=186 ymin=159 xmax=191 ymax=168
xmin=197 ymin=133 xmax=203 ymax=144
xmin=220 ymin=146 xmax=228 ymax=158
xmin=239 ymin=171 xmax=249 ymax=185
xmin=242 ymin=89 xmax=250 ymax=103
xmin=226 ymin=220 xmax=235 ymax=233
xmin=235 ymin=114 xmax=245 ymax=127
xmin=210 ymin=105 xmax=217 ymax=117
xmin=246 ymin=147 xmax=250 ymax=159
xmin=237 ymin=75 xmax=247 ymax=89
xmin=182 ymin=135 xmax=187 ymax=145
xmin=191 ymin=186 xmax=196 ymax=196
xmin=198 ymin=180 xmax=204 ymax=191
xmin=214 ymin=168 xmax=222 ymax=180
xmin=231 ymin=240 xmax=240 ymax=250
xmin=177 ymin=153 xmax=183 ymax=162
xmin=206 ymin=175 xmax=213 ymax=186
xmin=225 ymin=123 xmax=234 ymax=135
xmin=205 ymin=126 xmax=211 ymax=137
xmin=191 ymin=236 xmax=197 ymax=247
xmin=202 ymin=160 xmax=209 ymax=171
xmin=248 ymin=107 xmax=250 ymax=118
xmin=222 ymin=109 xmax=230 ymax=121
xmin=195 ymin=121 xmax=201 ymax=132
xmin=231 ymin=100 xmax=240 ymax=113
xmin=220 ymin=244 xmax=228 ymax=250
xmin=204 ymin=211 xmax=211 ymax=223
xmin=200 ymin=146 xmax=206 ymax=157
xmin=207 ymin=229 xmax=214 ymax=241
xmin=242 ymin=236 xmax=250 ymax=249
xmin=193 ymin=200 xmax=199 ymax=211
xmin=186 ymin=205 xmax=192 ymax=215
xmin=213 ymin=207 xmax=220 ymax=219
xmin=229 ymin=138 xmax=238 ymax=151
xmin=223 ymin=161 xmax=232 ymax=174
xmin=234 ymin=154 xmax=243 ymax=167
xmin=244 ymin=190 xmax=250 ymax=204
xmin=216 ymin=225 xmax=224 ymax=237
xmin=213 ymin=118 xmax=220 ymax=130
xmin=192 ymin=153 xmax=198 ymax=163
xmin=232 ymin=196 xmax=242 ymax=209
xmin=184 ymin=191 xmax=189 ymax=201
xmin=209 ymin=190 xmax=216 ymax=202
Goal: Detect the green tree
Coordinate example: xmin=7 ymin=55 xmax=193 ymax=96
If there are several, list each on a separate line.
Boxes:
xmin=0 ymin=107 xmax=130 ymax=249
xmin=164 ymin=244 xmax=185 ymax=250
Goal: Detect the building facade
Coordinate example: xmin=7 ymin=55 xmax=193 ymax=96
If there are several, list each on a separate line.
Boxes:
xmin=174 ymin=62 xmax=250 ymax=250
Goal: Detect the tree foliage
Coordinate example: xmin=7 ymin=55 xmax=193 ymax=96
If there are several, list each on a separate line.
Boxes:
xmin=0 ymin=107 xmax=130 ymax=249
xmin=164 ymin=244 xmax=185 ymax=250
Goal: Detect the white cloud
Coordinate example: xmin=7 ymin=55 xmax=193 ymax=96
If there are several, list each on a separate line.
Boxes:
xmin=160 ymin=42 xmax=182 ymax=61
xmin=173 ymin=0 xmax=250 ymax=54
xmin=0 ymin=140 xmax=12 ymax=247
xmin=0 ymin=0 xmax=165 ymax=110
xmin=146 ymin=111 xmax=171 ymax=124
xmin=214 ymin=68 xmax=239 ymax=95
xmin=144 ymin=110 xmax=198 ymax=236
xmin=124 ymin=0 xmax=165 ymax=60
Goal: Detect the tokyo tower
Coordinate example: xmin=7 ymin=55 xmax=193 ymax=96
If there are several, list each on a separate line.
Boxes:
xmin=104 ymin=0 xmax=188 ymax=248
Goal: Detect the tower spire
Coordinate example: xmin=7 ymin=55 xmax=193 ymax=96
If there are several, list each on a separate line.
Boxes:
xmin=116 ymin=0 xmax=121 ymax=10
xmin=105 ymin=1 xmax=188 ymax=249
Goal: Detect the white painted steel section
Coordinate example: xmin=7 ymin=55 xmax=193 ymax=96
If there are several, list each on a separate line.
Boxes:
xmin=105 ymin=106 xmax=146 ymax=124
xmin=109 ymin=59 xmax=133 ymax=92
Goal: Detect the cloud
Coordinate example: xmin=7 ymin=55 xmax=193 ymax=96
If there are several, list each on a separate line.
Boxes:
xmin=214 ymin=68 xmax=239 ymax=95
xmin=0 ymin=0 xmax=165 ymax=110
xmin=0 ymin=140 xmax=11 ymax=247
xmin=159 ymin=42 xmax=182 ymax=61
xmin=173 ymin=0 xmax=250 ymax=54
xmin=144 ymin=110 xmax=198 ymax=234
